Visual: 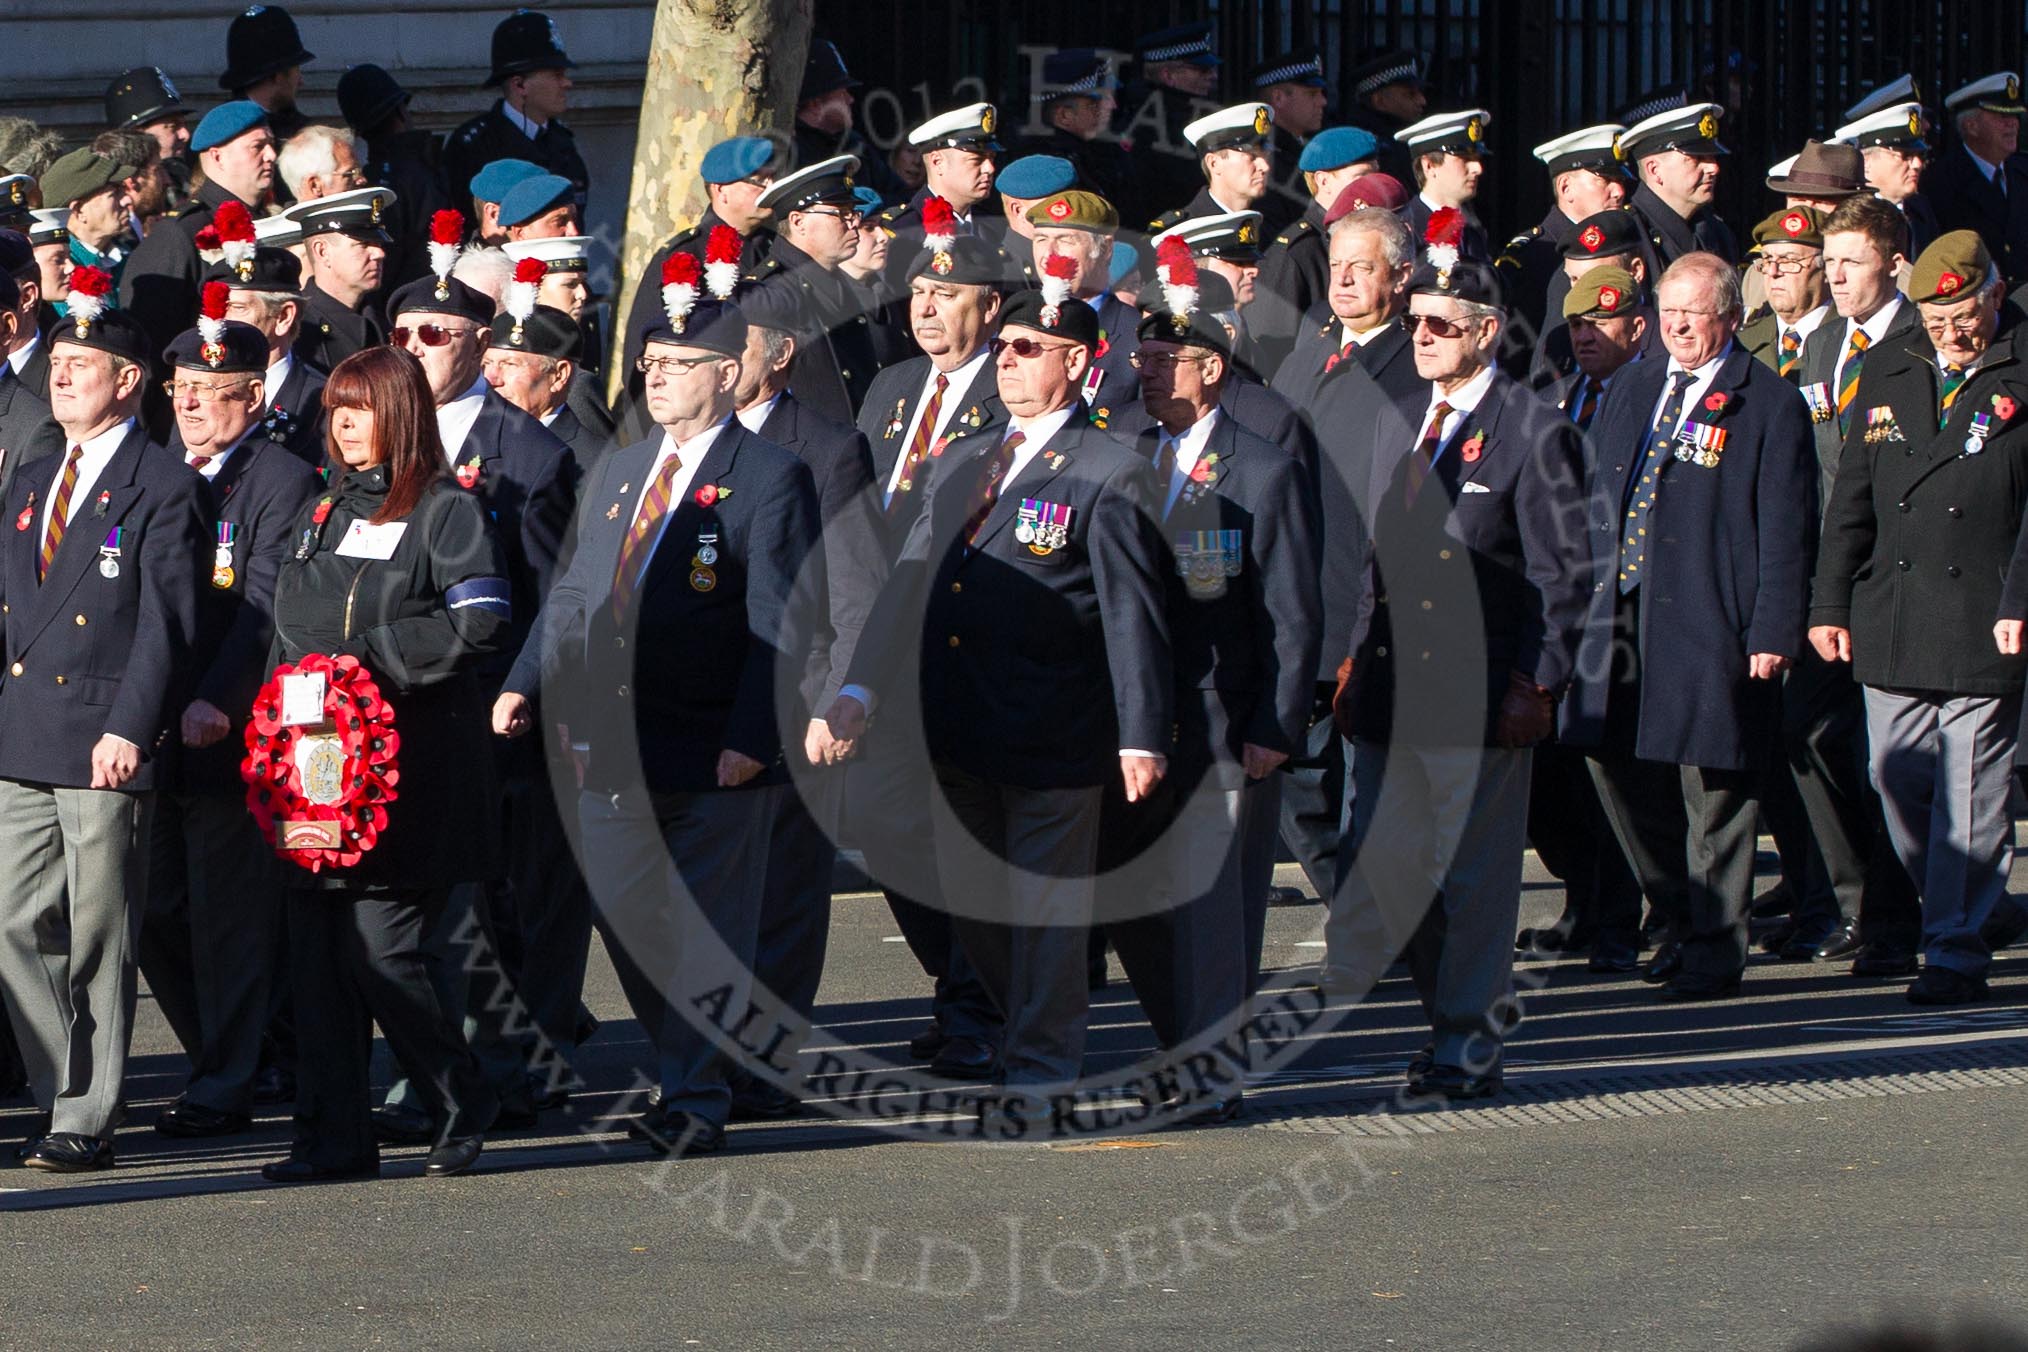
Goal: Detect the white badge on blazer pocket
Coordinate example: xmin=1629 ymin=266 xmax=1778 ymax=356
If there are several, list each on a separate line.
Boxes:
xmin=334 ymin=520 xmax=408 ymax=560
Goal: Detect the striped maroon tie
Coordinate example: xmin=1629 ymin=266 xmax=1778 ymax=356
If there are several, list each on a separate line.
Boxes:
xmin=610 ymin=451 xmax=682 ymax=619
xmin=39 ymin=445 xmax=82 ymax=582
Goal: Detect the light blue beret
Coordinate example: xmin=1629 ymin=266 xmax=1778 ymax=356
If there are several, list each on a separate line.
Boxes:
xmin=1298 ymin=126 xmax=1382 ymax=172
xmin=700 ymin=135 xmax=774 ymax=185
xmin=996 ymin=155 xmax=1077 ymax=198
xmin=190 ymin=100 xmax=269 ymax=153
xmin=468 ymin=158 xmax=544 ymax=203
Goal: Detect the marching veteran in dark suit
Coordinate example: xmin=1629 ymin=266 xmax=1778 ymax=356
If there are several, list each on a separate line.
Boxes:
xmin=1104 ymin=260 xmax=1319 ymax=1123
xmin=1319 ymin=249 xmax=1589 ymax=1100
xmin=142 ymin=318 xmax=319 ymax=1140
xmin=258 ymin=346 xmax=510 ymax=1184
xmin=498 ymin=294 xmax=820 ymax=1157
xmin=1815 ymin=232 xmax=2028 ymax=1005
xmin=0 ymin=304 xmax=208 ymax=1171
xmin=826 ymin=288 xmax=1171 ymax=1114
xmin=1562 ymin=252 xmax=1817 ymax=1001
xmin=846 ymin=235 xmax=1007 ymax=1076
xmin=205 ymin=248 xmax=329 ymax=467
xmin=1024 ymin=191 xmax=1142 ymax=425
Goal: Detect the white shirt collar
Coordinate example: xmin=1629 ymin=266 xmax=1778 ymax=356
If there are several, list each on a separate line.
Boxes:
xmin=629 ymin=416 xmax=731 ymax=564
xmin=1425 ymin=362 xmax=1498 ymax=421
xmin=263 ymin=351 xmax=294 ymax=407
xmin=437 ymin=376 xmax=491 ymax=462
xmin=1343 ymin=317 xmax=1393 ymax=347
xmin=735 ymin=391 xmax=783 ymax=433
xmin=43 ymin=418 xmax=132 ymax=542
xmin=1853 ymin=296 xmax=1904 ymax=345
xmin=1155 ymin=405 xmax=1222 ymax=512
xmin=1781 ymin=303 xmax=1832 ymax=344
xmin=186 ymin=433 xmax=249 ymax=479
xmin=1966 ymin=145 xmax=2005 ymax=184
xmin=500 ymin=100 xmax=546 ymax=139
xmin=539 ymin=406 xmax=562 ymax=428
xmin=9 ymin=330 xmax=39 ymax=376
xmin=1652 ymin=342 xmax=1733 ymax=428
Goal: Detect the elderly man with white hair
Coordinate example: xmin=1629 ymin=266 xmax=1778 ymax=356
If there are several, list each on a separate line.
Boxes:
xmin=275 ymin=124 xmax=365 ymax=204
xmin=1925 ymin=72 xmax=2028 ymax=289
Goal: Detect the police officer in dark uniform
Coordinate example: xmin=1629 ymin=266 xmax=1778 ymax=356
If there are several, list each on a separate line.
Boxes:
xmin=872 ymin=103 xmax=1002 ymax=299
xmin=120 ymin=101 xmax=277 ymax=360
xmin=218 ymin=4 xmax=314 ymax=143
xmin=337 ymin=64 xmax=450 ymax=293
xmin=1498 ymin=124 xmax=1628 ymax=356
xmin=1342 ymin=49 xmax=1428 ymax=187
xmin=1123 ymin=22 xmax=1223 ymax=229
xmin=1014 ymin=49 xmax=1132 ymax=217
xmin=288 ymin=188 xmax=395 ymax=374
xmin=204 ymin=247 xmax=328 ymax=465
xmin=793 ymin=39 xmax=901 ymax=201
xmin=1622 ymin=101 xmax=1738 ymax=268
xmin=1148 ymin=103 xmax=1285 ymax=237
xmin=144 ymin=319 xmax=320 ymax=1139
xmin=744 ymin=156 xmax=882 ymax=423
xmin=1249 ymin=46 xmax=1331 ymax=232
xmin=443 ymin=10 xmax=590 ymax=220
xmin=104 ymin=67 xmax=193 ymax=217
xmin=617 ymin=136 xmax=779 ymax=435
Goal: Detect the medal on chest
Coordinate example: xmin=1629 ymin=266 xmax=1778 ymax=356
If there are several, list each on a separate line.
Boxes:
xmin=1015 ymin=499 xmax=1073 ymax=555
xmin=213 ymin=521 xmax=239 ymax=589
xmin=690 ymin=526 xmax=719 ymax=591
xmin=15 ymin=491 xmax=32 ymax=533
xmin=98 ymin=528 xmax=123 ymax=579
xmin=1174 ymin=529 xmax=1244 ymax=600
xmin=1965 ymin=411 xmax=1995 ymax=456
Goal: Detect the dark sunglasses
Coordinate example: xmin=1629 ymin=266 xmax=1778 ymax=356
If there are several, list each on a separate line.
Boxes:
xmin=390 ymin=323 xmax=477 ymax=348
xmin=991 ymin=336 xmax=1069 ymax=360
xmin=1401 ymin=312 xmax=1476 ymax=339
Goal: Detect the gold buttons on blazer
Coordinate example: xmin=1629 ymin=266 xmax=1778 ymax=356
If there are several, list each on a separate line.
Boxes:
xmin=7 ymin=662 xmax=18 ymax=676
xmin=947 ymin=635 xmax=961 ymax=648
xmin=74 ymin=614 xmax=86 ymax=626
xmin=53 ymin=675 xmax=65 ymax=685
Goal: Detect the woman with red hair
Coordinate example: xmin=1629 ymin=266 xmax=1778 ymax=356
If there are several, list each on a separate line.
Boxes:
xmin=260 ymin=345 xmax=510 ymax=1184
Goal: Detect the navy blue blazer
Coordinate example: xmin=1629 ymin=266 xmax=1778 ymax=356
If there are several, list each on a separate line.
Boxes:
xmin=453 ymin=390 xmax=575 ymax=661
xmin=1107 ymin=375 xmax=1319 ymax=499
xmin=1928 ymin=145 xmax=2028 ymax=288
xmin=265 ymin=358 xmax=328 ymax=467
xmin=0 ymin=374 xmax=63 ymax=508
xmin=508 ymin=419 xmax=820 ymax=794
xmin=847 ymin=407 xmax=1172 ymax=790
xmin=1562 ymin=343 xmax=1817 ymax=770
xmin=855 ymin=353 xmax=1006 ymax=556
xmin=1085 ymin=294 xmax=1143 ymax=425
xmin=0 ymin=424 xmax=209 ymax=789
xmin=1346 ymin=372 xmax=1591 ymax=746
xmin=754 ymin=390 xmax=888 ymax=710
xmin=1132 ymin=413 xmax=1320 ymax=782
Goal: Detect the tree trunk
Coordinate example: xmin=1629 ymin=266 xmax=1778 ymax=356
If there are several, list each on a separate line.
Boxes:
xmin=608 ymin=0 xmax=814 ymax=397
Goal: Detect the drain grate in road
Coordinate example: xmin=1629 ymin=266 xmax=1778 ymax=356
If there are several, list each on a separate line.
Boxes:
xmin=1249 ymin=1041 xmax=2028 ymax=1136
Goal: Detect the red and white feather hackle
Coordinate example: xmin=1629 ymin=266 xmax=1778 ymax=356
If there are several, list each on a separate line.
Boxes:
xmin=1424 ymin=206 xmax=1464 ymax=278
xmin=198 ymin=279 xmax=231 ymax=358
xmin=661 ymin=252 xmax=701 ymax=334
xmin=429 ymin=210 xmax=464 ymax=299
xmin=507 ymin=258 xmax=544 ymax=343
xmin=214 ymin=201 xmax=257 ymax=279
xmin=1040 ymin=252 xmax=1076 ymax=326
xmin=1155 ymin=234 xmax=1199 ymax=324
xmin=921 ymin=194 xmax=957 ymax=273
xmin=704 ymin=226 xmax=743 ymax=299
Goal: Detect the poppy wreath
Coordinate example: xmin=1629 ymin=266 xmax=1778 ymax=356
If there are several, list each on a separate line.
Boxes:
xmin=242 ymin=652 xmax=401 ymax=872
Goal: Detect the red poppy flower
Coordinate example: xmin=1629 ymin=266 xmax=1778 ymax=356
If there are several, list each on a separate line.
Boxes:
xmin=1189 ymin=462 xmax=1212 ymax=483
xmin=1461 ymin=435 xmax=1485 ymax=463
xmin=695 ymin=483 xmax=719 ymax=507
xmin=312 ymin=499 xmax=332 ymax=525
xmin=1996 ymin=395 xmax=2019 ymax=421
xmin=1703 ymin=392 xmax=1729 ymax=412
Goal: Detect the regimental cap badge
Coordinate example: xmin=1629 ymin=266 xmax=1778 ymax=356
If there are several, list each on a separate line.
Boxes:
xmin=1908 ymin=109 xmax=1924 ymax=136
xmin=1252 ymin=106 xmax=1271 ymax=135
xmin=980 ymin=107 xmax=996 ymax=136
xmin=1466 ymin=116 xmax=1483 ymax=143
xmin=5 ymin=180 xmax=19 ymax=207
xmin=1781 ymin=211 xmax=1807 ymax=237
xmin=1580 ymin=223 xmax=1604 ymax=252
xmin=370 ymin=193 xmax=385 ymax=224
xmin=1598 ymin=284 xmax=1622 ymax=311
xmin=1046 ymin=196 xmax=1071 ymax=221
xmin=1697 ymin=110 xmax=1718 ymax=140
xmin=1611 ymin=132 xmax=1626 ymax=161
xmin=2012 ymin=75 xmax=2022 ymax=101
xmin=1938 ymin=271 xmax=1964 ymax=296
xmin=1237 ymin=220 xmax=1256 ymax=244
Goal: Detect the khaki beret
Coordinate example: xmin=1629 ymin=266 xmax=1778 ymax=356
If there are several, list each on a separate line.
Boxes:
xmin=1909 ymin=230 xmax=1992 ymax=303
xmin=1026 ymin=190 xmax=1118 ymax=233
xmin=1751 ymin=206 xmax=1825 ymax=251
xmin=1564 ymin=265 xmax=1640 ymax=321
xmin=38 ymin=148 xmax=138 ymax=210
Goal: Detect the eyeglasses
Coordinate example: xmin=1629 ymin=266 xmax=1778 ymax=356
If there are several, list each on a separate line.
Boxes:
xmin=1401 ymin=312 xmax=1477 ymax=339
xmin=1921 ymin=313 xmax=1987 ymax=338
xmin=991 ymin=336 xmax=1072 ymax=360
xmin=1758 ymin=255 xmax=1821 ymax=277
xmin=161 ymin=379 xmax=253 ymax=401
xmin=1128 ymin=350 xmax=1213 ymax=372
xmin=391 ymin=324 xmax=478 ymax=347
xmin=635 ymin=353 xmax=728 ymax=376
xmin=800 ymin=206 xmax=863 ymax=224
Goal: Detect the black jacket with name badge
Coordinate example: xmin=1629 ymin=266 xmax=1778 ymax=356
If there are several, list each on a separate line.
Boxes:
xmin=271 ymin=470 xmax=510 ymax=888
xmin=0 ymin=425 xmax=209 ymax=789
xmin=1814 ymin=321 xmax=2028 ymax=695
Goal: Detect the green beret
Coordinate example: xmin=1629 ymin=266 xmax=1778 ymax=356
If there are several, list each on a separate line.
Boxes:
xmin=1025 ymin=190 xmax=1118 ymax=233
xmin=1750 ymin=206 xmax=1824 ymax=251
xmin=1564 ymin=265 xmax=1640 ymax=321
xmin=1909 ymin=229 xmax=1992 ymax=303
xmin=39 ymin=148 xmax=138 ymax=210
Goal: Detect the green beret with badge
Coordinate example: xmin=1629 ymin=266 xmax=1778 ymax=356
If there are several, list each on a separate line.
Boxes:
xmin=1750 ymin=206 xmax=1825 ymax=251
xmin=1908 ymin=230 xmax=1992 ymax=304
xmin=1563 ymin=265 xmax=1640 ymax=321
xmin=1025 ymin=190 xmax=1118 ymax=233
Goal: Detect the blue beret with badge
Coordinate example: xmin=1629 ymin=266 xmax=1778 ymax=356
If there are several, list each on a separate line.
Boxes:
xmin=700 ymin=135 xmax=775 ymax=185
xmin=1298 ymin=126 xmax=1381 ymax=172
xmin=497 ymin=173 xmax=574 ymax=228
xmin=191 ymin=100 xmax=270 ymax=153
xmin=996 ymin=155 xmax=1077 ymax=200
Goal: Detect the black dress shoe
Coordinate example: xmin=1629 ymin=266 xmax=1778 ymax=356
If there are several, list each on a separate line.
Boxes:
xmin=1750 ymin=882 xmax=1796 ymax=920
xmin=1906 ymin=966 xmax=1989 ymax=1005
xmin=1404 ymin=1045 xmax=1436 ymax=1088
xmin=249 ymin=1065 xmax=296 ymax=1106
xmin=22 ymin=1133 xmax=114 ymax=1172
xmin=1657 ymin=972 xmax=1743 ymax=1001
xmin=1588 ymin=939 xmax=1641 ymax=974
xmin=728 ymin=1080 xmax=803 ymax=1122
xmin=370 ymin=1104 xmax=438 ymax=1145
xmin=1980 ymin=906 xmax=2028 ymax=952
xmin=906 ymin=1022 xmax=948 ymax=1062
xmin=1756 ymin=920 xmax=1798 ymax=955
xmin=13 ymin=1110 xmax=51 ymax=1163
xmin=1850 ymin=945 xmax=1920 ymax=978
xmin=1816 ymin=924 xmax=1864 ymax=962
xmin=1777 ymin=916 xmax=1840 ymax=961
xmin=927 ymin=1035 xmax=1000 ymax=1081
xmin=261 ymin=1157 xmax=380 ymax=1184
xmin=1409 ymin=1065 xmax=1502 ymax=1100
xmin=423 ymin=1136 xmax=484 ymax=1177
xmin=1265 ymin=885 xmax=1314 ymax=907
xmin=1515 ymin=922 xmax=1591 ymax=954
xmin=1641 ymin=941 xmax=1682 ymax=985
xmin=155 ymin=1100 xmax=253 ymax=1139
xmin=629 ymin=1106 xmax=725 ymax=1157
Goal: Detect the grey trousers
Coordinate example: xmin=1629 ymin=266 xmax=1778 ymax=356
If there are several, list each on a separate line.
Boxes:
xmin=0 ymin=777 xmax=151 ymax=1139
xmin=1863 ymin=687 xmax=2021 ymax=978
xmin=139 ymin=790 xmax=282 ymax=1115
xmin=578 ymin=783 xmax=774 ymax=1127
xmin=1324 ymin=743 xmax=1531 ymax=1069
xmin=934 ymin=765 xmax=1102 ymax=1087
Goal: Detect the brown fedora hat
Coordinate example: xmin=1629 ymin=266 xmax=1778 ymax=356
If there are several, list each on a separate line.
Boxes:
xmin=1765 ymin=139 xmax=1866 ymax=198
